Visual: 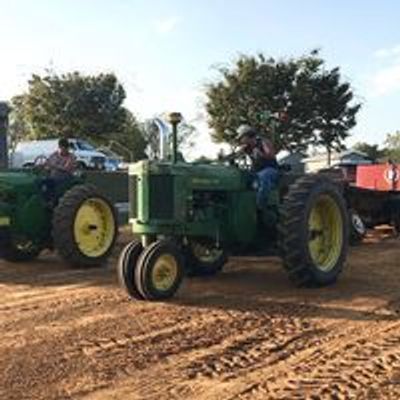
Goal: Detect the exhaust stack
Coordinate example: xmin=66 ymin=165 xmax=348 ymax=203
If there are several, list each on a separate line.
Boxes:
xmin=147 ymin=117 xmax=170 ymax=161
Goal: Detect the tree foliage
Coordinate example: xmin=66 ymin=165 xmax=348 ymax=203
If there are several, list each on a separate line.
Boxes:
xmin=353 ymin=142 xmax=387 ymax=162
xmin=10 ymin=72 xmax=126 ymax=140
xmin=385 ymin=131 xmax=400 ymax=162
xmin=9 ymin=71 xmax=147 ymax=161
xmin=205 ymin=51 xmax=361 ymax=156
xmin=104 ymin=110 xmax=147 ymax=162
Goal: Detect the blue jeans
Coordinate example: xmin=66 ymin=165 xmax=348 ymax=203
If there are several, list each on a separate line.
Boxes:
xmin=41 ymin=176 xmax=71 ymax=203
xmin=256 ymin=167 xmax=278 ymax=209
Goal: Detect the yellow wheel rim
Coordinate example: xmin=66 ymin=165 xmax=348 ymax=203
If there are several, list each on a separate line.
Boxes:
xmin=151 ymin=254 xmax=178 ymax=291
xmin=308 ymin=195 xmax=343 ymax=272
xmin=73 ymin=198 xmax=115 ymax=258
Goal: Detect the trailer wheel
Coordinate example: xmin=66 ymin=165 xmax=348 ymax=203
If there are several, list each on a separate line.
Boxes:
xmin=134 ymin=240 xmax=184 ymax=300
xmin=280 ymin=175 xmax=349 ymax=287
xmin=391 ymin=201 xmax=400 ymax=236
xmin=349 ymin=211 xmax=367 ymax=245
xmin=185 ymin=240 xmax=227 ymax=276
xmin=117 ymin=240 xmax=144 ymax=300
xmin=53 ymin=184 xmax=118 ymax=267
xmin=394 ymin=215 xmax=400 ymax=236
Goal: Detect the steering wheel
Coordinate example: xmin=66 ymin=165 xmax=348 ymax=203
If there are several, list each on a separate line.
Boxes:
xmin=32 ymin=155 xmax=49 ymax=174
xmin=33 ymin=155 xmax=48 ymax=167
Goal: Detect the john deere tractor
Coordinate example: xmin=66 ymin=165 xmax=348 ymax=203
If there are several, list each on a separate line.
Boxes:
xmin=118 ymin=113 xmax=349 ymax=301
xmin=0 ymin=165 xmax=117 ymax=266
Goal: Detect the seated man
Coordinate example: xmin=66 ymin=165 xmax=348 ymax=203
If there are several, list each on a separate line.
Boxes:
xmin=237 ymin=125 xmax=278 ymax=210
xmin=45 ymin=138 xmax=77 ymax=178
xmin=42 ymin=138 xmax=77 ymax=202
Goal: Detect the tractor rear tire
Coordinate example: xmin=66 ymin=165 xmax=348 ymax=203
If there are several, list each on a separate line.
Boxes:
xmin=52 ymin=184 xmax=118 ymax=267
xmin=117 ymin=240 xmax=144 ymax=300
xmin=134 ymin=240 xmax=184 ymax=301
xmin=185 ymin=240 xmax=227 ymax=277
xmin=280 ymin=175 xmax=349 ymax=287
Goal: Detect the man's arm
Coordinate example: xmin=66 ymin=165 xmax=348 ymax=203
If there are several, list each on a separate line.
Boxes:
xmin=261 ymin=138 xmax=276 ymax=159
xmin=64 ymin=154 xmax=77 ymax=173
xmin=44 ymin=153 xmax=57 ymax=169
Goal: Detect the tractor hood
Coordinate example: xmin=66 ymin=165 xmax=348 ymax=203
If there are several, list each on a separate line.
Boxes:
xmin=0 ymin=171 xmax=38 ymax=191
xmin=129 ymin=160 xmax=249 ymax=191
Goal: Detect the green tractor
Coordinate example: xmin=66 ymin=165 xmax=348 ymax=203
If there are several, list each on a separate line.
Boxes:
xmin=0 ymin=165 xmax=118 ymax=266
xmin=118 ymin=113 xmax=349 ymax=301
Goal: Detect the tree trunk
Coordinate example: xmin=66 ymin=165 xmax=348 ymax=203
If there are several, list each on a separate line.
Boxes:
xmin=0 ymin=102 xmax=10 ymax=169
xmin=327 ymin=147 xmax=332 ymax=167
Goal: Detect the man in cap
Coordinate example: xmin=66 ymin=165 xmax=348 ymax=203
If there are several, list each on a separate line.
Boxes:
xmin=237 ymin=125 xmax=279 ymax=210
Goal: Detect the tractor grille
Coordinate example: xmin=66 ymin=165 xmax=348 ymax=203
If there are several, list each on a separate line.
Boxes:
xmin=129 ymin=176 xmax=138 ymax=219
xmin=149 ymin=175 xmax=174 ymax=219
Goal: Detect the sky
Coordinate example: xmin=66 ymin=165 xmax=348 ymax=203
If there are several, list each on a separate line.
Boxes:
xmin=0 ymin=0 xmax=400 ymax=158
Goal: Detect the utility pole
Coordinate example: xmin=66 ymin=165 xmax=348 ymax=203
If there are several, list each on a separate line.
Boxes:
xmin=0 ymin=102 xmax=10 ymax=169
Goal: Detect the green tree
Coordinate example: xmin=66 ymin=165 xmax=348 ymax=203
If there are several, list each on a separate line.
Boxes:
xmin=12 ymin=72 xmax=126 ymax=141
xmin=311 ymin=67 xmax=361 ymax=165
xmin=385 ymin=131 xmax=400 ymax=162
xmin=353 ymin=142 xmax=387 ymax=162
xmin=10 ymin=72 xmax=148 ymax=161
xmin=205 ymin=51 xmax=361 ymax=158
xmin=8 ymin=95 xmax=31 ymax=149
xmin=109 ymin=110 xmax=147 ymax=162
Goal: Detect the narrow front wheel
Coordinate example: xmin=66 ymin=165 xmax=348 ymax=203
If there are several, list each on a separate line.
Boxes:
xmin=134 ymin=240 xmax=184 ymax=301
xmin=117 ymin=240 xmax=144 ymax=300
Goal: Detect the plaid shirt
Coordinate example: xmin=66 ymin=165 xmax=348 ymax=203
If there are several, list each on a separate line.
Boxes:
xmin=46 ymin=151 xmax=77 ymax=178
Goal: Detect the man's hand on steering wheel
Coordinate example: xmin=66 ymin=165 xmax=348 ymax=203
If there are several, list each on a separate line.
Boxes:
xmin=32 ymin=155 xmax=49 ymax=173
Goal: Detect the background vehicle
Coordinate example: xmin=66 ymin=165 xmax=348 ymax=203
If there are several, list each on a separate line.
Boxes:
xmin=118 ymin=113 xmax=349 ymax=301
xmin=328 ymin=161 xmax=400 ymax=242
xmin=97 ymin=147 xmax=127 ymax=171
xmin=11 ymin=139 xmax=107 ymax=170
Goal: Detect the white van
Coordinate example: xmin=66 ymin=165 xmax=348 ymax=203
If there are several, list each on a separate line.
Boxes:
xmin=11 ymin=138 xmax=108 ymax=170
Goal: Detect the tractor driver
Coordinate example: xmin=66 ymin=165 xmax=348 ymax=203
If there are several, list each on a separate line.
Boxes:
xmin=45 ymin=138 xmax=77 ymax=179
xmin=237 ymin=125 xmax=279 ymax=210
xmin=41 ymin=138 xmax=77 ymax=204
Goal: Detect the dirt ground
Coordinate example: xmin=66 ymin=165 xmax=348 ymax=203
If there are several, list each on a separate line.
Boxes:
xmin=1 ymin=229 xmax=400 ymax=400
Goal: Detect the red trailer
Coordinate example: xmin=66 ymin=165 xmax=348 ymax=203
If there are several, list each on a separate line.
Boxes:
xmin=356 ymin=163 xmax=400 ymax=192
xmin=338 ymin=161 xmax=400 ymax=242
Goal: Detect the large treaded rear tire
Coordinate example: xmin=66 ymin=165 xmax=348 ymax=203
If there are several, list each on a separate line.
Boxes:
xmin=279 ymin=174 xmax=349 ymax=287
xmin=52 ymin=184 xmax=118 ymax=267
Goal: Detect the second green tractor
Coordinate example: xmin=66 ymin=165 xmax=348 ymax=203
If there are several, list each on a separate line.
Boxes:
xmin=118 ymin=114 xmax=349 ymax=301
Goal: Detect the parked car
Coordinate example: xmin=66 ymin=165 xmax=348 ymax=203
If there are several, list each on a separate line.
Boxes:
xmin=11 ymin=138 xmax=108 ymax=170
xmin=97 ymin=147 xmax=127 ymax=171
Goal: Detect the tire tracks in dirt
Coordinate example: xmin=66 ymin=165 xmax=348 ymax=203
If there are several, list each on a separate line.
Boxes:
xmin=86 ymin=297 xmax=400 ymax=400
xmin=227 ymin=320 xmax=400 ymax=399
